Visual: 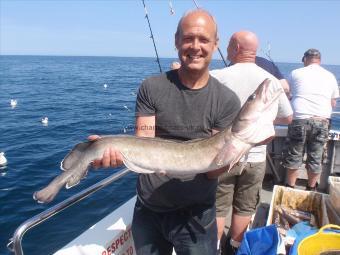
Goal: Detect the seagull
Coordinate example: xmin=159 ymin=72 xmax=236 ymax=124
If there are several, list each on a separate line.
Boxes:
xmin=0 ymin=152 xmax=7 ymax=167
xmin=123 ymin=105 xmax=131 ymax=111
xmin=10 ymin=99 xmax=17 ymax=108
xmin=41 ymin=117 xmax=48 ymax=125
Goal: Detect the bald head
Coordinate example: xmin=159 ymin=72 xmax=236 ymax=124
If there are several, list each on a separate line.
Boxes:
xmin=227 ymin=30 xmax=259 ymax=63
xmin=175 ymin=9 xmax=218 ymax=40
xmin=174 ymin=8 xmax=219 ymax=82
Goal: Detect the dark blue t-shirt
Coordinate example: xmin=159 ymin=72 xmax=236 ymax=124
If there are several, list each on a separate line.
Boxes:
xmin=255 ymin=56 xmax=284 ymax=80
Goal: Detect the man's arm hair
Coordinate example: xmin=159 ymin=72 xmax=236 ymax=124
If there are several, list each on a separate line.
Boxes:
xmin=280 ymin=79 xmax=291 ymax=99
xmin=135 ymin=116 xmax=156 ymax=137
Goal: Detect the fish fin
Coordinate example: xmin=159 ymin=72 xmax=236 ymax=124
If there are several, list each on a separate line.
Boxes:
xmin=65 ymin=176 xmax=81 ymax=189
xmin=121 ymin=153 xmax=155 ymax=174
xmin=214 ymin=141 xmax=238 ymax=167
xmin=214 ymin=141 xmax=251 ymax=171
xmin=61 ymin=142 xmax=92 ymax=171
xmin=65 ymin=168 xmax=89 ymax=188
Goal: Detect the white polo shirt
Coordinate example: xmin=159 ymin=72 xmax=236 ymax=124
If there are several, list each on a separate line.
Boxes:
xmin=289 ymin=64 xmax=339 ymax=119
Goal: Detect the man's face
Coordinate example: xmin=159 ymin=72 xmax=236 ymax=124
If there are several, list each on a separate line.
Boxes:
xmin=175 ymin=14 xmax=217 ymax=74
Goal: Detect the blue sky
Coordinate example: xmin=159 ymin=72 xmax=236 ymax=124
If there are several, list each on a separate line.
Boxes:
xmin=1 ymin=0 xmax=340 ymax=64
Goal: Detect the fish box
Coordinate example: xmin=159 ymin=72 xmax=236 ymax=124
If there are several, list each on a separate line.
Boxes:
xmin=328 ymin=176 xmax=340 ymax=213
xmin=266 ymin=185 xmax=329 ymax=228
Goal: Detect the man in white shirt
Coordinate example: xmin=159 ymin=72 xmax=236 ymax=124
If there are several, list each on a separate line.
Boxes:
xmin=283 ymin=49 xmax=339 ymax=191
xmin=210 ymin=31 xmax=293 ymax=254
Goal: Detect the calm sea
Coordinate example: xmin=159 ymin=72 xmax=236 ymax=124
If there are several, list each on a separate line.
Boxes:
xmin=0 ymin=56 xmax=340 ymax=255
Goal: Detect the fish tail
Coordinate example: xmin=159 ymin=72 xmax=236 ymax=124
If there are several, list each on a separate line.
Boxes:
xmin=33 ymin=172 xmax=68 ymax=203
xmin=33 ymin=183 xmax=62 ymax=203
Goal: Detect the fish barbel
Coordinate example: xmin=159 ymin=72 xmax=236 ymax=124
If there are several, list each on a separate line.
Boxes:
xmin=34 ymin=78 xmax=282 ymax=203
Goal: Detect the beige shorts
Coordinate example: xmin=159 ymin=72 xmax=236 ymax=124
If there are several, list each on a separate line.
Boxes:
xmin=216 ymin=162 xmax=266 ymax=217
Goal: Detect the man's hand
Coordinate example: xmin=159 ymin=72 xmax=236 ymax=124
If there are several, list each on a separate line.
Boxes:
xmin=88 ymin=135 xmax=124 ymax=169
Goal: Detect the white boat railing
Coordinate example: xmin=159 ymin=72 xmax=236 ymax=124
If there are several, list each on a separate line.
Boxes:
xmin=7 ymin=168 xmax=131 ymax=255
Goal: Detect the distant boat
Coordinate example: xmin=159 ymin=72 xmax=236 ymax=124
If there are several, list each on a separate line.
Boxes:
xmin=103 ymin=83 xmax=108 ymax=89
xmin=10 ymin=99 xmax=17 ymax=108
xmin=0 ymin=152 xmax=7 ymax=166
xmin=41 ymin=117 xmax=49 ymax=125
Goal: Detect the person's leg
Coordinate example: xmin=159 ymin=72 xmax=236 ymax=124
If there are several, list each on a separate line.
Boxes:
xmin=306 ymin=119 xmax=329 ymax=190
xmin=171 ymin=205 xmax=217 ymax=255
xmin=282 ymin=120 xmax=306 ymax=187
xmin=230 ymin=162 xmax=266 ymax=244
xmin=286 ymin=168 xmax=299 ymax=187
xmin=306 ymin=171 xmax=320 ymax=188
xmin=230 ymin=214 xmax=252 ymax=242
xmin=215 ymin=170 xmax=237 ymax=241
xmin=132 ymin=199 xmax=173 ymax=255
xmin=216 ymin=217 xmax=226 ymax=242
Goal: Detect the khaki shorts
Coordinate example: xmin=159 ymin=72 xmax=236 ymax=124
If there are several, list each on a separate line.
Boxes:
xmin=216 ymin=162 xmax=266 ymax=217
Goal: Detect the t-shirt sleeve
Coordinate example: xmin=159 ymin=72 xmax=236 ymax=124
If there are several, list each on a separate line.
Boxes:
xmin=135 ymin=79 xmax=156 ymax=116
xmin=272 ymin=64 xmax=284 ymax=80
xmin=331 ymin=75 xmax=339 ymax=98
xmin=255 ymin=57 xmax=284 ymax=80
xmin=213 ymin=89 xmax=241 ymax=131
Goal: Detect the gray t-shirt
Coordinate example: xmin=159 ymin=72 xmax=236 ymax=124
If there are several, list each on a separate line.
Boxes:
xmin=135 ymin=70 xmax=240 ymax=212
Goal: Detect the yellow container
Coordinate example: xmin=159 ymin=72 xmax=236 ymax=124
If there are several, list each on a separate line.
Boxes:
xmin=298 ymin=224 xmax=340 ymax=255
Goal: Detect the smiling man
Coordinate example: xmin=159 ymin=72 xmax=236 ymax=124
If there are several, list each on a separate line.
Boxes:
xmin=174 ymin=10 xmax=218 ymax=83
xmin=91 ymin=9 xmax=240 ymax=255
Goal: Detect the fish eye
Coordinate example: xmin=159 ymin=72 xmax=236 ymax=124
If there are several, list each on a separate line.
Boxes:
xmin=248 ymin=93 xmax=256 ymax=101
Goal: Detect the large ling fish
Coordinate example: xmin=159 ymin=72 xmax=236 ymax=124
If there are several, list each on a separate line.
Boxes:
xmin=34 ymin=78 xmax=282 ymax=203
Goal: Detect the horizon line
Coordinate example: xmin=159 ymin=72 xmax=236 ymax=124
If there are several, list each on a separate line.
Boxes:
xmin=0 ymin=54 xmax=308 ymax=65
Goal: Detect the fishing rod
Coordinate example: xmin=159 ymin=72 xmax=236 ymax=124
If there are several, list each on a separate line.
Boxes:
xmin=192 ymin=0 xmax=228 ymax=67
xmin=142 ymin=0 xmax=162 ymax=73
xmin=260 ymin=42 xmax=281 ymax=70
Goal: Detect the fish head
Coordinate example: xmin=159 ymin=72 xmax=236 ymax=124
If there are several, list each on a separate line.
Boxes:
xmin=231 ymin=78 xmax=283 ymax=144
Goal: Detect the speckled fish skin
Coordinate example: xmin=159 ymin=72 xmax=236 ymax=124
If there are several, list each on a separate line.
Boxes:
xmin=33 ymin=78 xmax=282 ymax=203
